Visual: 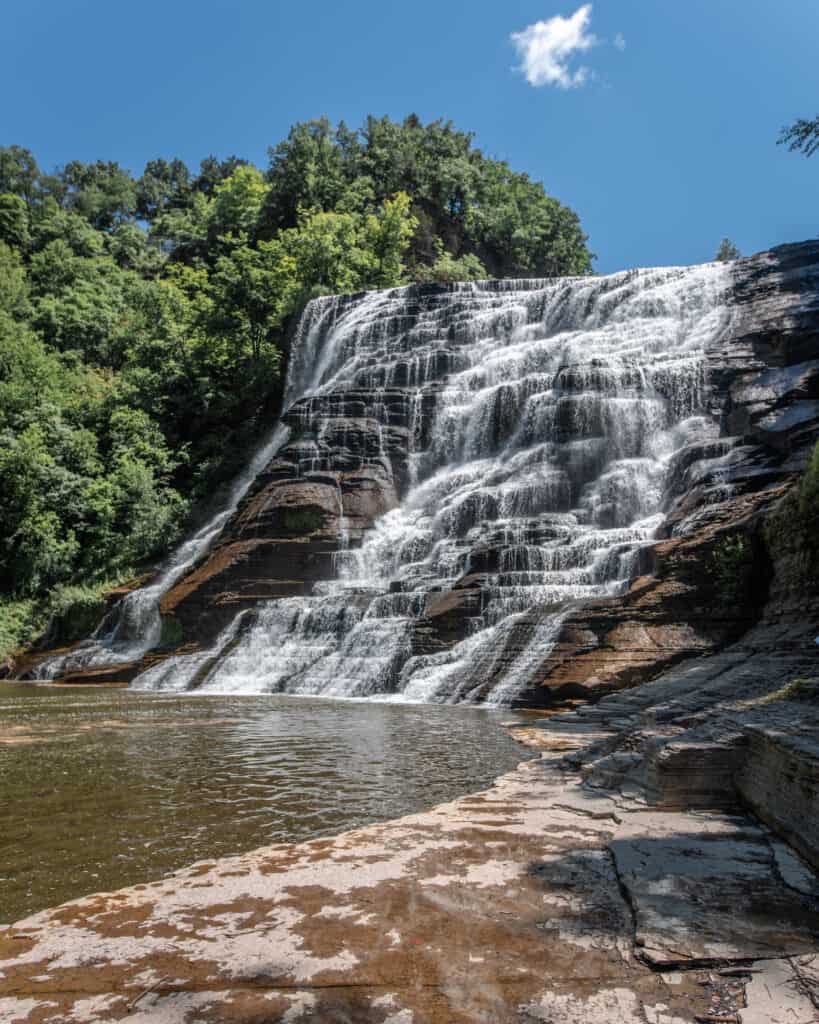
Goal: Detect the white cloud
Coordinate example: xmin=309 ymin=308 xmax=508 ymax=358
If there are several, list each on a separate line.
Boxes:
xmin=613 ymin=32 xmax=626 ymax=51
xmin=511 ymin=5 xmax=597 ymax=90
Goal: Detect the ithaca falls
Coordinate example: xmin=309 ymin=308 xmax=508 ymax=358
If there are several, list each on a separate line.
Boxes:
xmin=2 ymin=241 xmax=819 ymax=1024
xmin=39 ymin=255 xmax=736 ymax=701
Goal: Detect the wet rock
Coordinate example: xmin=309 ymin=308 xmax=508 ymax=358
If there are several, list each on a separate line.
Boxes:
xmin=1 ymin=696 xmax=817 ymax=1022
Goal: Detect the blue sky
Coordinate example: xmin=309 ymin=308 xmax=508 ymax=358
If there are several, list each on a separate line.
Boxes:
xmin=3 ymin=0 xmax=817 ymax=273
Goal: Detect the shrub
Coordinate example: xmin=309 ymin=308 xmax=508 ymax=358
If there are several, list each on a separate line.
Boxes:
xmin=711 ymin=533 xmax=754 ymax=604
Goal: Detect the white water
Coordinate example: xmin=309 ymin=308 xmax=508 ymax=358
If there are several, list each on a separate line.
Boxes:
xmin=36 ymin=298 xmax=355 ymax=680
xmin=130 ymin=263 xmax=732 ymax=704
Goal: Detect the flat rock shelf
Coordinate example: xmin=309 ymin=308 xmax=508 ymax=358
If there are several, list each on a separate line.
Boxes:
xmin=1 ymin=698 xmax=817 ymax=1024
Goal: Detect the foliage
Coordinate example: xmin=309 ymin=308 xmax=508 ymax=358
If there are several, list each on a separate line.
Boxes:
xmin=0 ymin=598 xmax=40 ymax=662
xmin=415 ymin=240 xmax=488 ymax=283
xmin=778 ymin=115 xmax=819 ymax=158
xmin=756 ymin=677 xmax=819 ymax=705
xmin=43 ymin=581 xmax=113 ymax=646
xmin=257 ymin=114 xmax=592 ymax=277
xmin=0 ymin=575 xmax=131 ymax=661
xmin=711 ymin=533 xmax=754 ymax=603
xmin=799 ymin=440 xmax=819 ymax=519
xmin=0 ymin=118 xmax=592 ymax=626
xmin=715 ymin=237 xmax=740 ymax=262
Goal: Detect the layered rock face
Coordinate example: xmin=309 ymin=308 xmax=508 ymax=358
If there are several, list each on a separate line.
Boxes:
xmin=36 ymin=241 xmax=819 ymax=702
xmin=513 ymin=240 xmax=819 ymax=704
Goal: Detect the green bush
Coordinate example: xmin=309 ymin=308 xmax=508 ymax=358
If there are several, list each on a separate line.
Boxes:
xmin=44 ymin=582 xmax=113 ymax=645
xmin=0 ymin=576 xmax=131 ymax=662
xmin=0 ymin=598 xmax=42 ymax=661
xmin=711 ymin=533 xmax=754 ymax=604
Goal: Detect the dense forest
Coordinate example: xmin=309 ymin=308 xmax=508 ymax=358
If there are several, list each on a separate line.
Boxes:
xmin=0 ymin=114 xmax=593 ymax=658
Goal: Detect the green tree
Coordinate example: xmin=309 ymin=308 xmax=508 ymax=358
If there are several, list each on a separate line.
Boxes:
xmin=210 ymin=165 xmax=270 ymax=242
xmin=59 ymin=160 xmax=137 ymax=229
xmin=0 ymin=194 xmax=31 ymax=250
xmin=362 ymin=192 xmax=418 ymax=287
xmin=0 ymin=146 xmax=40 ymax=206
xmin=715 ymin=238 xmax=740 ymax=262
xmin=262 ymin=118 xmax=348 ymax=232
xmin=151 ymin=191 xmax=212 ymax=260
xmin=415 ymin=240 xmax=488 ymax=283
xmin=0 ymin=242 xmax=31 ymax=319
xmin=193 ymin=155 xmax=248 ymax=198
xmin=31 ymin=200 xmax=105 ymax=257
xmin=136 ymin=158 xmax=192 ymax=221
xmin=208 ymin=240 xmax=294 ymax=363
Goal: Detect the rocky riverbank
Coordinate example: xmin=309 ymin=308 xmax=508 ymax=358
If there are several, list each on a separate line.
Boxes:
xmin=1 ymin=640 xmax=817 ymax=1022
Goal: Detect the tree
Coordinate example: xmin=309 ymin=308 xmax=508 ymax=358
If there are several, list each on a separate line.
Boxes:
xmin=0 ymin=194 xmax=31 ymax=250
xmin=0 ymin=146 xmax=40 ymax=206
xmin=136 ymin=158 xmax=192 ymax=221
xmin=31 ymin=200 xmax=104 ymax=257
xmin=208 ymin=240 xmax=294 ymax=364
xmin=193 ymin=155 xmax=248 ymax=198
xmin=262 ymin=118 xmax=348 ymax=233
xmin=779 ymin=115 xmax=819 ymax=158
xmin=0 ymin=242 xmax=30 ymax=319
xmin=415 ymin=240 xmax=488 ymax=283
xmin=362 ymin=192 xmax=418 ymax=287
xmin=60 ymin=160 xmax=137 ymax=230
xmin=715 ymin=238 xmax=740 ymax=262
xmin=210 ymin=165 xmax=269 ymax=242
xmin=150 ymin=191 xmax=212 ymax=261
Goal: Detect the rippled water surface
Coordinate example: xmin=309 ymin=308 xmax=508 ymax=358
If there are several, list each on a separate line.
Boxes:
xmin=0 ymin=685 xmax=531 ymax=923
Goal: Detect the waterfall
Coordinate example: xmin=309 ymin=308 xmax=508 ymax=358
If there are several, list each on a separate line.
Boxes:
xmin=129 ymin=262 xmax=732 ymax=703
xmin=36 ymin=296 xmax=349 ymax=680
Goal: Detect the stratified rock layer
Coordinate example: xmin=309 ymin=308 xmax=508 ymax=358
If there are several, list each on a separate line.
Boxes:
xmin=512 ymin=240 xmax=819 ymax=704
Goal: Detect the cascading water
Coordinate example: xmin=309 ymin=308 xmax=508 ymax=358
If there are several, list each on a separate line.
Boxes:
xmin=129 ymin=262 xmax=732 ymax=704
xmin=37 ymin=429 xmax=289 ymax=680
xmin=36 ymin=298 xmax=350 ymax=680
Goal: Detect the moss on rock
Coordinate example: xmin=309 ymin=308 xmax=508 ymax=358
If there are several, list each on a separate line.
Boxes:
xmin=282 ymin=507 xmax=324 ymax=534
xmin=159 ymin=615 xmax=184 ymax=647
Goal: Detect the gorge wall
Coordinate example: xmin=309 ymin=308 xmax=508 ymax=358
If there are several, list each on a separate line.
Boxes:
xmin=30 ymin=241 xmax=819 ymax=705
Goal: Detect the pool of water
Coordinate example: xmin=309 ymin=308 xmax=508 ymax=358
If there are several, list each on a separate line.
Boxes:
xmin=0 ymin=684 xmax=532 ymax=923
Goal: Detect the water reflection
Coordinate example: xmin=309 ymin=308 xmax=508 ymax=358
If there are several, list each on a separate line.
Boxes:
xmin=0 ymin=685 xmax=531 ymax=922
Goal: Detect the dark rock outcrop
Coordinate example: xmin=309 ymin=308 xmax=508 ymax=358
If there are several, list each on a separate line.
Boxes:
xmin=158 ymin=401 xmax=408 ymax=640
